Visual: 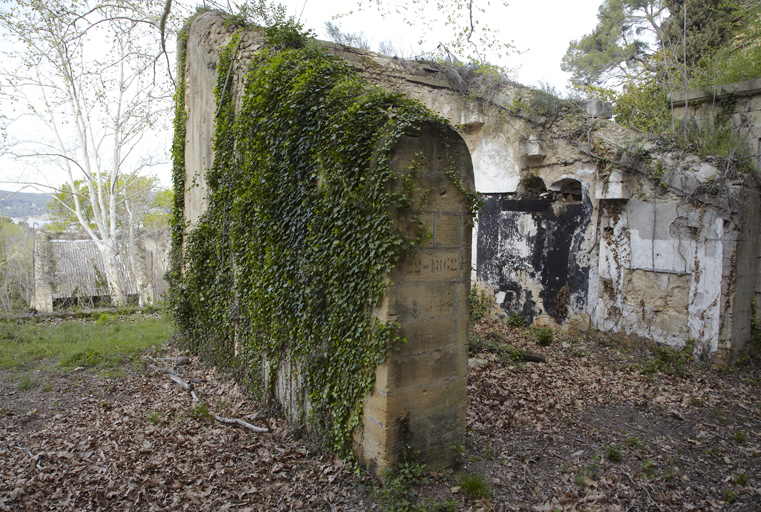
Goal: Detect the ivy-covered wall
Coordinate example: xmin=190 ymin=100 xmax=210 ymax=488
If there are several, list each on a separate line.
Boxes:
xmin=171 ymin=12 xmax=476 ymax=470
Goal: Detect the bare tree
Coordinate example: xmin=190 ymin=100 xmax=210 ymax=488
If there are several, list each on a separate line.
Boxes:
xmin=0 ymin=0 xmax=175 ymax=306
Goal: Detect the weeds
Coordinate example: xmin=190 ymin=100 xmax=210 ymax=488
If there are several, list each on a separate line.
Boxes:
xmin=507 ymin=346 xmax=525 ymax=364
xmin=458 ymin=472 xmax=492 ymax=500
xmin=191 ymin=403 xmax=214 ymax=423
xmin=735 ymin=430 xmax=747 ymax=444
xmin=733 ymin=472 xmax=749 ymax=486
xmin=17 ymin=373 xmax=34 ymax=390
xmin=468 ymin=333 xmax=486 ymax=357
xmin=469 ymin=287 xmax=489 ymax=321
xmin=96 ymin=313 xmax=114 ymax=324
xmin=506 ymin=312 xmax=526 ymax=328
xmin=605 ymin=444 xmax=623 ymax=462
xmin=638 ymin=340 xmax=695 ymax=377
xmin=468 ymin=331 xmax=524 ymax=366
xmin=61 ymin=348 xmax=101 ymax=368
xmin=641 ymin=459 xmax=656 ymax=478
xmin=378 ymin=454 xmax=427 ymax=512
xmin=535 ymin=327 xmax=553 ymax=346
xmin=148 ymin=410 xmax=163 ymax=426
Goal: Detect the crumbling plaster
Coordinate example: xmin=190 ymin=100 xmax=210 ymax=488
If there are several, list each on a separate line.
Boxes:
xmin=183 ymin=12 xmax=760 ymax=365
xmin=338 ymin=45 xmax=759 ymax=362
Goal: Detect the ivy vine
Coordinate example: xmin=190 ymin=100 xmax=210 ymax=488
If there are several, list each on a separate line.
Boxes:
xmin=170 ymin=21 xmax=477 ymax=456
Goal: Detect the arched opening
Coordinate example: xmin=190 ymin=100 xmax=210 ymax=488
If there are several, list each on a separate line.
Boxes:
xmin=548 ymin=178 xmax=583 ymax=202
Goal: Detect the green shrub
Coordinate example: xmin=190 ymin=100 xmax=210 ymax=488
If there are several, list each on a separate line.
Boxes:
xmin=506 ymin=312 xmax=526 ymax=328
xmin=535 ymin=327 xmax=553 ymax=346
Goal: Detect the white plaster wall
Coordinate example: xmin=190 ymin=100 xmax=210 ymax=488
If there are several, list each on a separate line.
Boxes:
xmin=593 ymin=198 xmax=728 ymax=354
xmin=471 ymin=134 xmax=520 ymax=193
xmin=687 ymin=214 xmax=724 ymax=354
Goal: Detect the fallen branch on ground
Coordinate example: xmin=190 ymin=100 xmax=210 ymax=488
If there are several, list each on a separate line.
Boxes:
xmin=162 ymin=368 xmax=268 ymax=433
xmin=148 ymin=364 xmax=177 ymax=376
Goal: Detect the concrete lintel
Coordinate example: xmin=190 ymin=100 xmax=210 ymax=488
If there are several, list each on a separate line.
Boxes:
xmin=670 ymin=78 xmax=761 ymax=107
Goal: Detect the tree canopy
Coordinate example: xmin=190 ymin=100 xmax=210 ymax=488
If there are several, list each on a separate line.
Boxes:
xmin=561 ymin=0 xmax=667 ymax=88
xmin=0 ymin=0 xmax=176 ymax=305
xmin=563 ymin=0 xmax=760 ymax=90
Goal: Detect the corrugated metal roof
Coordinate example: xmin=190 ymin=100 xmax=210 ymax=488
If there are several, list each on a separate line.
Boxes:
xmin=50 ymin=240 xmax=136 ymax=299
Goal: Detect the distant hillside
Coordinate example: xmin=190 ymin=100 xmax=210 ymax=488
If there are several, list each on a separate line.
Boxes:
xmin=0 ymin=190 xmax=51 ymax=218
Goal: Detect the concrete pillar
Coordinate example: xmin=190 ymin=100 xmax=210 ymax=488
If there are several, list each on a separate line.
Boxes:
xmin=31 ymin=232 xmax=53 ymax=312
xmin=354 ymin=122 xmax=474 ymax=473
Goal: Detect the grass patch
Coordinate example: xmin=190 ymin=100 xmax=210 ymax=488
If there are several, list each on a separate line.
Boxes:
xmin=459 ymin=472 xmax=492 ymax=500
xmin=17 ymin=373 xmax=34 ymax=390
xmin=0 ymin=315 xmax=174 ymax=371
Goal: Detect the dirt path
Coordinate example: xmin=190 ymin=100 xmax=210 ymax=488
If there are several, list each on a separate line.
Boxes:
xmin=2 ymin=322 xmax=761 ymax=511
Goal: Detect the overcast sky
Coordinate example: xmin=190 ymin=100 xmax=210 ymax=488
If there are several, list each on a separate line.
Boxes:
xmin=280 ymin=0 xmax=603 ymax=91
xmin=0 ymin=0 xmax=604 ymax=193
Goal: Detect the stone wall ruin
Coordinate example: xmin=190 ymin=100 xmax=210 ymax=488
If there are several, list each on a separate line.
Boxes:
xmin=179 ymin=12 xmax=473 ymax=472
xmin=324 ymin=40 xmax=761 ymax=364
xmin=178 ymin=10 xmax=761 ymax=473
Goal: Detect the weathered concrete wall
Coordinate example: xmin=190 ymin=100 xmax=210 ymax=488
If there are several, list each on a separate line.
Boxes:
xmin=355 ymin=123 xmax=472 ymax=472
xmin=181 ymin=12 xmax=472 ymax=472
xmin=337 ymin=49 xmax=761 ymax=362
xmin=672 ymin=78 xmax=761 ymax=170
xmin=184 ymin=12 xmax=760 ymax=382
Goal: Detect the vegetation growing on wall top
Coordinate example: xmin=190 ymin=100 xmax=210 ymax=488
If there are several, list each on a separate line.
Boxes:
xmin=169 ymin=21 xmax=476 ymax=456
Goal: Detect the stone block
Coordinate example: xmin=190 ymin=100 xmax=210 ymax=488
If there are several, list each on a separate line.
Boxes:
xmin=595 ymin=169 xmax=629 ymax=200
xmin=519 ymin=134 xmax=545 ymax=164
xmin=390 ymin=249 xmax=466 ymax=282
xmin=382 ymin=346 xmax=467 ymax=390
xmin=578 ymin=99 xmax=613 ymax=118
xmin=662 ymin=170 xmax=700 ymax=195
xmin=363 ymin=376 xmax=468 ymax=426
xmin=433 ymin=213 xmax=468 ymax=248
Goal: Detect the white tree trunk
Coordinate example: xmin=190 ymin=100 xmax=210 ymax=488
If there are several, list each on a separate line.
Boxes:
xmin=98 ymin=241 xmax=128 ymax=307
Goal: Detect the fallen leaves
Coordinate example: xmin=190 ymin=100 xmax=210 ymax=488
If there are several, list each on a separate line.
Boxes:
xmin=0 ymin=346 xmax=360 ymax=511
xmin=3 ymin=318 xmax=761 ymax=511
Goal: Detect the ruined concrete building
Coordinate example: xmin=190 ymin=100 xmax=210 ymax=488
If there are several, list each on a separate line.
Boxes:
xmin=331 ymin=48 xmax=761 ymax=365
xmin=31 ymin=231 xmax=169 ymax=311
xmin=178 ymin=11 xmax=761 ymax=473
xmin=185 ymin=13 xmax=761 ymax=365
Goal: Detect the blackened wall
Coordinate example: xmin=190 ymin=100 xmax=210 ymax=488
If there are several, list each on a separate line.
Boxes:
xmin=476 ymin=191 xmax=592 ymax=324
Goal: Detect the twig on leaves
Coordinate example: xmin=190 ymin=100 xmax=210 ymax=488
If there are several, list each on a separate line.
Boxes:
xmin=148 ymin=356 xmax=190 ymax=366
xmin=623 ymin=471 xmax=662 ymax=511
xmin=521 ymin=454 xmax=538 ymax=485
xmin=164 ymin=369 xmax=269 ymax=433
xmin=168 ymin=374 xmax=191 ymax=391
xmin=213 ymin=415 xmax=268 ymax=433
xmin=148 ymin=364 xmax=177 ymax=376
